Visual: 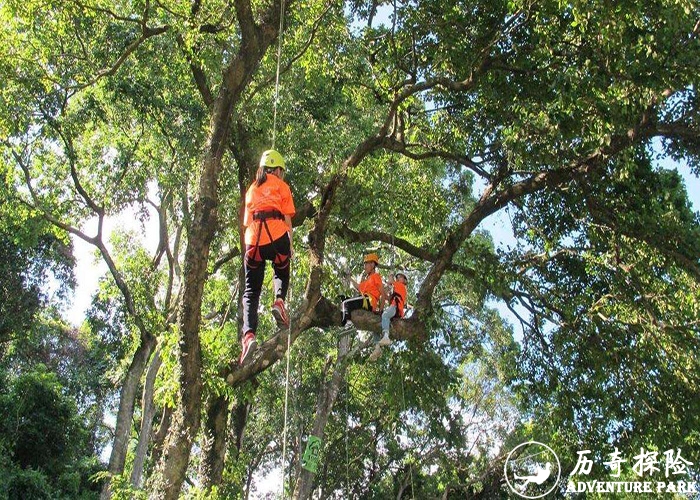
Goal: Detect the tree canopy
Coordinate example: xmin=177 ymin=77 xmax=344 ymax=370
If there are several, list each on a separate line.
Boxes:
xmin=1 ymin=0 xmax=698 ymax=498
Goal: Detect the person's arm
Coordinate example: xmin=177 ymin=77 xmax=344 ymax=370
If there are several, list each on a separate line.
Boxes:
xmin=284 ymin=215 xmax=293 ymax=257
xmin=378 ymin=279 xmax=386 ymax=311
xmin=386 ymin=273 xmax=395 ymax=297
xmin=281 ymin=181 xmax=295 ymax=237
xmin=243 ymin=186 xmax=253 ymax=228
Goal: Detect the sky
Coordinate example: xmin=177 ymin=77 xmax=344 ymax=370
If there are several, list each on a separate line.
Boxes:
xmin=64 ymin=203 xmax=160 ymax=325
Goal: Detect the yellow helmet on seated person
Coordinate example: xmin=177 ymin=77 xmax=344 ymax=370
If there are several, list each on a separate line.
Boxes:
xmin=259 ymin=149 xmax=285 ymax=170
xmin=363 ymin=253 xmax=379 ymax=265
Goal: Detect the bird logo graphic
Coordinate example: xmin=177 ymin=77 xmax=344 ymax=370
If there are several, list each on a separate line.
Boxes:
xmin=505 ymin=442 xmax=561 ymax=498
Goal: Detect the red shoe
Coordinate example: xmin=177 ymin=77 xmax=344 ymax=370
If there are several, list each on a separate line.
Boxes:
xmin=271 ymin=298 xmax=289 ymax=327
xmin=239 ymin=331 xmax=257 ymax=365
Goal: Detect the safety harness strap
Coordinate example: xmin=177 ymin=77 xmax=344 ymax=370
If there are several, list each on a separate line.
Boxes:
xmin=390 ymin=292 xmax=404 ymax=318
xmin=253 ymin=209 xmax=284 ymax=221
xmin=245 ymin=210 xmax=289 ymax=268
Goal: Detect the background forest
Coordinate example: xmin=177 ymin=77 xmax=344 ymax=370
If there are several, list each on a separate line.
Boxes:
xmin=1 ymin=0 xmax=699 ymax=498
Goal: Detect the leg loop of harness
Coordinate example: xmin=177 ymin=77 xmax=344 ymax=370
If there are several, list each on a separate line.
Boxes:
xmin=273 ymin=252 xmax=290 ymax=269
xmin=245 ymin=216 xmax=267 ymax=269
xmin=258 ymin=215 xmax=290 ymax=270
xmin=245 ymin=245 xmax=263 ymax=269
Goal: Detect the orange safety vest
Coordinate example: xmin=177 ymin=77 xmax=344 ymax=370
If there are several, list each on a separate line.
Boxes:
xmin=244 ymin=174 xmax=295 ymax=246
xmin=358 ymin=272 xmax=383 ymax=311
xmin=389 ymin=281 xmax=407 ymax=318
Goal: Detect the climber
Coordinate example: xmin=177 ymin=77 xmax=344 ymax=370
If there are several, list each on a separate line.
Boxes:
xmin=240 ymin=150 xmax=296 ymax=365
xmin=340 ymin=253 xmax=384 ymax=330
xmin=369 ymin=271 xmax=408 ymax=361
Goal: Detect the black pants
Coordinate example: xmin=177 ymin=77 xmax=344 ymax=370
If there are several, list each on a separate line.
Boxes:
xmin=242 ymin=233 xmax=291 ymax=336
xmin=341 ymin=295 xmax=372 ymax=325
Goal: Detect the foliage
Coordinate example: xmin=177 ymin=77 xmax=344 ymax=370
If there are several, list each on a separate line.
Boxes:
xmin=0 ymin=365 xmax=102 ymax=500
xmin=0 ymin=0 xmax=698 ymax=497
xmin=0 ymin=191 xmax=74 ymax=347
xmin=508 ymin=152 xmax=700 ymax=468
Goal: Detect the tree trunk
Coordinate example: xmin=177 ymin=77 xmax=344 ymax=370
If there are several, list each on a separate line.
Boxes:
xmin=130 ymin=346 xmax=163 ymax=489
xmin=293 ymin=333 xmax=355 ymax=500
xmin=198 ymin=395 xmax=230 ymax=490
xmin=101 ymin=335 xmax=156 ymax=500
xmin=150 ymin=405 xmax=173 ymax=469
xmin=146 ymin=1 xmax=283 ymax=493
xmin=146 ymin=87 xmax=235 ymax=498
xmin=231 ymin=399 xmax=252 ymax=455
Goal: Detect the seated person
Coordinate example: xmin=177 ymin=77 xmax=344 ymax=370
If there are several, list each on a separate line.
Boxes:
xmin=340 ymin=253 xmax=384 ymax=329
xmin=369 ymin=271 xmax=408 ymax=361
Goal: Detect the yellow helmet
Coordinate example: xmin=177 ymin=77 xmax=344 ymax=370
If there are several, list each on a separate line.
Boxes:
xmin=363 ymin=253 xmax=379 ymax=264
xmin=259 ymin=149 xmax=285 ymax=170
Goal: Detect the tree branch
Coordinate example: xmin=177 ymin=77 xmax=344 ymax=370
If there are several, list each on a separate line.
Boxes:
xmin=413 ymin=108 xmax=657 ymax=314
xmin=383 ymin=137 xmax=491 ymax=179
xmin=75 ymin=25 xmax=170 ymax=90
xmin=177 ymin=34 xmax=214 ymax=107
xmin=246 ymin=2 xmax=334 ymax=104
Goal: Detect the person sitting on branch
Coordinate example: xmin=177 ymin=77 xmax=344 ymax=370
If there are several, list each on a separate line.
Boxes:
xmin=369 ymin=271 xmax=408 ymax=361
xmin=340 ymin=253 xmax=384 ymax=330
xmin=240 ymin=149 xmax=296 ymax=365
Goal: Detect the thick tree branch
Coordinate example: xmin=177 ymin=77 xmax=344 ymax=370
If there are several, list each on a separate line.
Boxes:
xmin=413 ymin=109 xmax=658 ymax=314
xmin=233 ymin=0 xmax=254 ymax=41
xmin=653 ymin=123 xmax=700 ymax=141
xmin=151 ymin=0 xmax=287 ymax=495
xmin=384 ymin=137 xmax=491 ymax=179
xmin=334 ymin=224 xmax=479 ymax=282
xmin=177 ymin=34 xmax=214 ymax=107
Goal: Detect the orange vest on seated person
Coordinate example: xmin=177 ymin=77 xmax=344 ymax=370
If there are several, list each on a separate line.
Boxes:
xmin=390 ymin=281 xmax=407 ymax=317
xmin=358 ymin=272 xmax=382 ymax=311
xmin=244 ymin=174 xmax=295 ymax=246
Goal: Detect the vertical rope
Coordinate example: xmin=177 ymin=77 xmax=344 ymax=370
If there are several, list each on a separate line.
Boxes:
xmin=271 ymin=0 xmax=286 ymax=149
xmin=399 ymin=364 xmax=415 ymax=499
xmin=281 ymin=259 xmax=293 ymax=498
xmin=273 ymin=1 xmax=289 ymax=496
xmin=345 ymin=376 xmax=351 ymax=496
xmin=388 ymin=150 xmax=400 ymax=275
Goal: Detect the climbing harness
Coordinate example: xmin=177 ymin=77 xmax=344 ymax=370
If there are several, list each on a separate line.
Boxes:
xmin=245 ymin=209 xmax=290 ymax=268
xmin=361 ymin=293 xmax=373 ymax=310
